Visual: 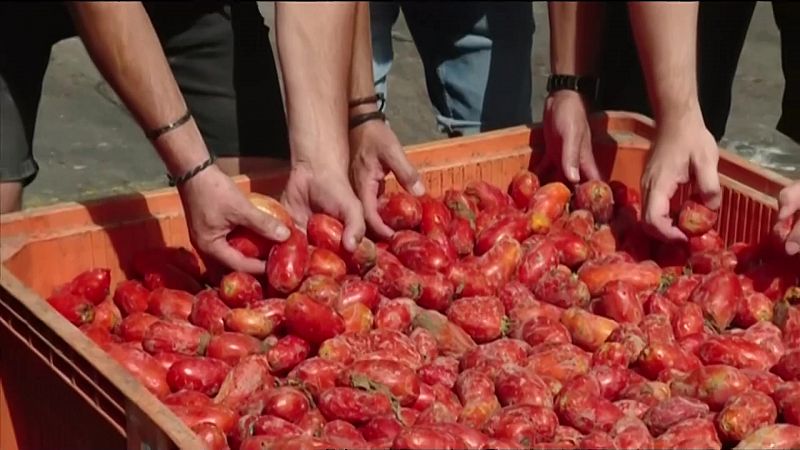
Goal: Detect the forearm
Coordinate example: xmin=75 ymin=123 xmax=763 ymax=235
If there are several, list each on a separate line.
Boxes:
xmin=349 ymin=2 xmax=379 ymax=115
xmin=548 ymin=2 xmax=605 ymax=75
xmin=276 ymin=2 xmax=357 ymax=173
xmin=628 ymin=2 xmax=701 ymax=126
xmin=66 ymin=2 xmax=209 ymax=176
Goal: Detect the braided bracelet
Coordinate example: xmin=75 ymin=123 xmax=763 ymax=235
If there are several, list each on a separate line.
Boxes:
xmin=349 ymin=111 xmax=386 ymax=130
xmin=167 ymin=155 xmax=217 ymax=187
xmin=145 ymin=109 xmax=193 ymax=141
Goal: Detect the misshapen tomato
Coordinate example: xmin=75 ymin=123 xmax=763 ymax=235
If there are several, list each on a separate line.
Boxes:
xmin=113 ymin=279 xmax=150 ymax=316
xmin=390 ymin=230 xmax=452 ymax=274
xmin=689 ymin=269 xmax=743 ymax=332
xmin=147 ymin=288 xmax=194 ymax=321
xmin=266 ymin=228 xmax=309 ymax=294
xmin=412 ymin=309 xmax=476 ymax=358
xmin=574 ymin=180 xmax=614 ymax=223
xmin=167 ymin=357 xmax=230 ymax=396
xmin=284 ymin=293 xmax=344 ymax=346
xmin=47 ymin=288 xmax=95 ymax=326
xmin=107 ymin=344 xmax=169 ymax=398
xmin=677 ymin=199 xmax=718 ymax=237
xmin=378 ymin=191 xmax=423 ymax=230
xmin=508 ymin=170 xmax=540 ymax=209
xmin=318 ymin=387 xmax=394 ymax=424
xmin=578 ymin=260 xmax=663 ymax=297
xmin=339 ymin=359 xmax=421 ymax=407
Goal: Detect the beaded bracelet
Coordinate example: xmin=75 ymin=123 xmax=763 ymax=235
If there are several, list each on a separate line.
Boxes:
xmin=167 ymin=155 xmax=217 ymax=187
xmin=145 ymin=109 xmax=193 ymax=141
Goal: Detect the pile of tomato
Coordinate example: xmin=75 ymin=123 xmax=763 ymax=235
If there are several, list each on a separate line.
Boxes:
xmin=46 ymin=171 xmax=800 ymax=449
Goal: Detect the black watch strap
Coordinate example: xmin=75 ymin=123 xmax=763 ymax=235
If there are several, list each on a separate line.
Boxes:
xmin=546 ymin=74 xmax=600 ymax=101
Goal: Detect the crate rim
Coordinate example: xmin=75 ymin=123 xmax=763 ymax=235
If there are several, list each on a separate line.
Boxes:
xmin=0 ymin=110 xmax=794 ymax=448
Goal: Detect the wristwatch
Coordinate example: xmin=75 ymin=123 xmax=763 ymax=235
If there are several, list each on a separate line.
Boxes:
xmin=546 ymin=74 xmax=600 ymax=101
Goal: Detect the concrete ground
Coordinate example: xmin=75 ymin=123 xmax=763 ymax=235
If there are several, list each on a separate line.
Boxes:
xmin=18 ymin=2 xmax=800 ymax=210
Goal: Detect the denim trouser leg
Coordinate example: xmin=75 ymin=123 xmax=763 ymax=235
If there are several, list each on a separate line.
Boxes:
xmin=370 ymin=2 xmax=401 ymax=108
xmin=401 ymin=2 xmax=534 ymax=136
xmin=369 ymin=2 xmax=534 ymax=136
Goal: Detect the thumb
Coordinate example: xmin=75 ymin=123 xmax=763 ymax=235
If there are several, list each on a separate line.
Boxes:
xmin=560 ymin=128 xmax=581 ymax=184
xmin=691 ymin=151 xmax=722 ymax=211
xmin=340 ymin=198 xmax=367 ymax=253
xmin=240 ymin=203 xmax=291 ymax=243
xmin=381 ymin=145 xmax=425 ymax=197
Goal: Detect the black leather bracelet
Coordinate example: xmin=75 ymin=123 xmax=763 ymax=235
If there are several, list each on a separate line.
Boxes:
xmin=145 ymin=109 xmax=193 ymax=141
xmin=349 ymin=111 xmax=386 ymax=130
xmin=348 ymin=93 xmax=386 ymax=111
xmin=167 ymin=155 xmax=217 ymax=187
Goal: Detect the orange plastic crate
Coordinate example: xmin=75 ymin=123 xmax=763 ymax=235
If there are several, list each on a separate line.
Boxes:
xmin=0 ymin=111 xmax=792 ymax=449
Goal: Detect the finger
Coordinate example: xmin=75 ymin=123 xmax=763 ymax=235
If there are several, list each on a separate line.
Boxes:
xmin=207 ymin=240 xmax=266 ymax=274
xmin=340 ymin=199 xmax=367 ymax=253
xmin=360 ymin=179 xmax=394 ymax=240
xmin=560 ymin=129 xmax=581 ymax=184
xmin=778 ymin=184 xmax=800 ymax=220
xmin=786 ymin=222 xmax=800 ymax=256
xmin=240 ymin=203 xmax=291 ymax=242
xmin=578 ymin=133 xmax=601 ymax=181
xmin=381 ymin=145 xmax=425 ymax=196
xmin=644 ymin=177 xmax=687 ymax=242
xmin=691 ymin=153 xmax=722 ymax=210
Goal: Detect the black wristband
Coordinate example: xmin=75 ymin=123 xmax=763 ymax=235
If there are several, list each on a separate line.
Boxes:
xmin=145 ymin=110 xmax=193 ymax=141
xmin=546 ymin=74 xmax=600 ymax=102
xmin=167 ymin=155 xmax=217 ymax=187
xmin=349 ymin=93 xmax=385 ymax=111
xmin=349 ymin=111 xmax=386 ymax=130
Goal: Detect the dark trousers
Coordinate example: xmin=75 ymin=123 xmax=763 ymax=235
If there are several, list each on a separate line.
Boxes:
xmin=0 ymin=2 xmax=288 ymax=185
xmin=596 ymin=2 xmax=800 ymax=143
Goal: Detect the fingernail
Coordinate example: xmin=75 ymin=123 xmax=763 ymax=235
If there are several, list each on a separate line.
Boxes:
xmin=345 ymin=236 xmax=356 ymax=252
xmin=787 ymin=241 xmax=800 ymax=255
xmin=568 ymin=168 xmax=579 ymax=182
xmin=410 ymin=181 xmax=425 ymax=197
xmin=275 ymin=226 xmax=290 ymax=241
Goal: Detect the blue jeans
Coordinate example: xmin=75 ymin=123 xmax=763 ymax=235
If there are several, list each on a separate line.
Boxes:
xmin=371 ymin=2 xmax=534 ymax=137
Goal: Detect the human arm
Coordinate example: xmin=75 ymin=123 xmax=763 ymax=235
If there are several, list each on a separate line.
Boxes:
xmin=628 ymin=1 xmax=721 ymax=242
xmin=542 ymin=2 xmax=605 ymax=184
xmin=348 ymin=2 xmax=424 ymax=239
xmin=275 ymin=2 xmax=366 ymax=251
xmin=777 ymin=182 xmax=800 ymax=255
xmin=66 ymin=2 xmax=290 ymax=273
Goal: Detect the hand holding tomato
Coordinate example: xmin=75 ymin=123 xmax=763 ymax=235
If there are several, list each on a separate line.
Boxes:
xmin=281 ymin=160 xmax=366 ymax=254
xmin=178 ymin=165 xmax=291 ymax=275
xmin=641 ymin=112 xmax=721 ymax=242
xmin=776 ymin=181 xmax=800 ymax=255
xmin=349 ymin=119 xmax=425 ymax=239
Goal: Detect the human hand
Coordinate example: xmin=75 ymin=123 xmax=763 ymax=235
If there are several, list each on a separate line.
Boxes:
xmin=349 ymin=119 xmax=425 ymax=239
xmin=281 ymin=160 xmax=366 ymax=253
xmin=776 ymin=182 xmax=800 ymax=255
xmin=178 ymin=165 xmax=291 ymax=274
xmin=542 ymin=90 xmax=601 ymax=184
xmin=641 ymin=113 xmax=722 ymax=242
